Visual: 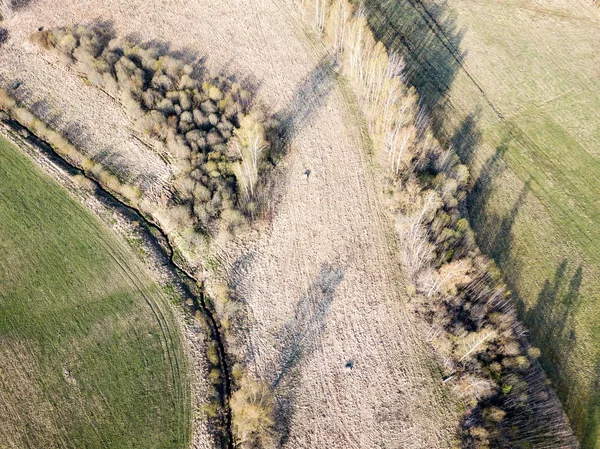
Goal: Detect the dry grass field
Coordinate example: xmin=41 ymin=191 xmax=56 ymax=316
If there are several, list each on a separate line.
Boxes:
xmin=225 ymin=72 xmax=458 ymax=447
xmin=363 ymin=0 xmax=600 ymax=446
xmin=0 ymin=0 xmax=462 ymax=447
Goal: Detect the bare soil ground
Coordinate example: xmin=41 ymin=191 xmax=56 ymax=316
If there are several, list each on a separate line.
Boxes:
xmin=0 ymin=1 xmax=459 ymax=447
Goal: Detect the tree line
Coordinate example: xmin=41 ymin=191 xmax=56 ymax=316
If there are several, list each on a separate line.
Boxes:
xmin=299 ymin=0 xmax=578 ymax=447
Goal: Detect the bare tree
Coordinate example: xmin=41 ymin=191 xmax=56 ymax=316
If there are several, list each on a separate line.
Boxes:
xmin=232 ymin=114 xmax=266 ymax=200
xmin=313 ymin=0 xmax=327 ymax=32
xmin=230 ymin=377 xmax=275 ymax=449
xmin=396 ymin=189 xmax=441 ymax=279
xmin=421 ymin=258 xmax=472 ymax=298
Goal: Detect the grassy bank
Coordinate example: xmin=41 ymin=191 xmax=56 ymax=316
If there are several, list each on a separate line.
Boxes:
xmin=0 ymin=135 xmax=190 ymax=448
xmin=363 ymin=0 xmax=600 ymax=445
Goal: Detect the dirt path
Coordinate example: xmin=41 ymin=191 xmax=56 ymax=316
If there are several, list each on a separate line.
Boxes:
xmin=0 ymin=1 xmax=459 ymax=447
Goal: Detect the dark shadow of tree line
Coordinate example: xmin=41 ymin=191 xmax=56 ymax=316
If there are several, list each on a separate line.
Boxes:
xmin=271 ymin=263 xmax=344 ymax=447
xmin=362 ymin=0 xmax=465 ymax=115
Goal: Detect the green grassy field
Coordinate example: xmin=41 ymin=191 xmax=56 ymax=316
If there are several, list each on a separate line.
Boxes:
xmin=365 ymin=0 xmax=600 ymax=446
xmin=0 ymin=135 xmax=190 ymax=448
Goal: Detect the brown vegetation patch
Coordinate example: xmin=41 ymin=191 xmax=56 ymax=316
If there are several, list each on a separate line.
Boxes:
xmin=32 ymin=24 xmax=277 ymax=236
xmin=0 ymin=339 xmax=60 ymax=448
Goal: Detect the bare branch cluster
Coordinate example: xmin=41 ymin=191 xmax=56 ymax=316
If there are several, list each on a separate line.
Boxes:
xmin=32 ymin=25 xmax=276 ymax=236
xmin=230 ymin=377 xmax=276 ymax=449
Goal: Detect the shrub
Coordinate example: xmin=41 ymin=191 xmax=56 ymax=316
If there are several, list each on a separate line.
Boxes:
xmin=230 ymin=377 xmax=275 ymax=449
xmin=31 ymin=24 xmax=276 ymax=235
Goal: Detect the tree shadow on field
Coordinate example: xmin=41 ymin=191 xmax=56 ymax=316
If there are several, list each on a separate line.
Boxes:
xmin=362 ymin=0 xmax=465 ymax=115
xmin=466 ymin=135 xmax=510 ymax=220
xmin=257 ymin=56 xmax=336 ymax=220
xmin=526 ymin=261 xmax=582 ymax=381
xmin=451 ymin=110 xmax=481 ymax=165
xmin=523 ymin=261 xmax=588 ymax=438
xmin=485 ymin=178 xmax=529 ymax=270
xmin=466 ymin=137 xmax=524 ymax=245
xmin=466 ymin=136 xmax=530 ymax=305
xmin=466 ymin=137 xmax=523 ymax=270
xmin=271 ymin=263 xmax=345 ymax=447
xmin=272 ymin=56 xmax=336 ymax=160
xmin=583 ymin=359 xmax=600 ymax=448
xmin=6 ymin=0 xmax=35 ymax=11
xmin=0 ymin=28 xmax=8 ymax=46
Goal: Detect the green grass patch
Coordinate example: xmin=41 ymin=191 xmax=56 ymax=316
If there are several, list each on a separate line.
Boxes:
xmin=0 ymin=136 xmax=190 ymax=448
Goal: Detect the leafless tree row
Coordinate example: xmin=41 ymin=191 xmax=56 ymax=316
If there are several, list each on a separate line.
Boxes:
xmin=296 ymin=1 xmax=578 ymax=447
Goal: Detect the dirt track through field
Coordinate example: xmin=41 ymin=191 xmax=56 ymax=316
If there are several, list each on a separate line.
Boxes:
xmin=0 ymin=1 xmax=458 ymax=447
